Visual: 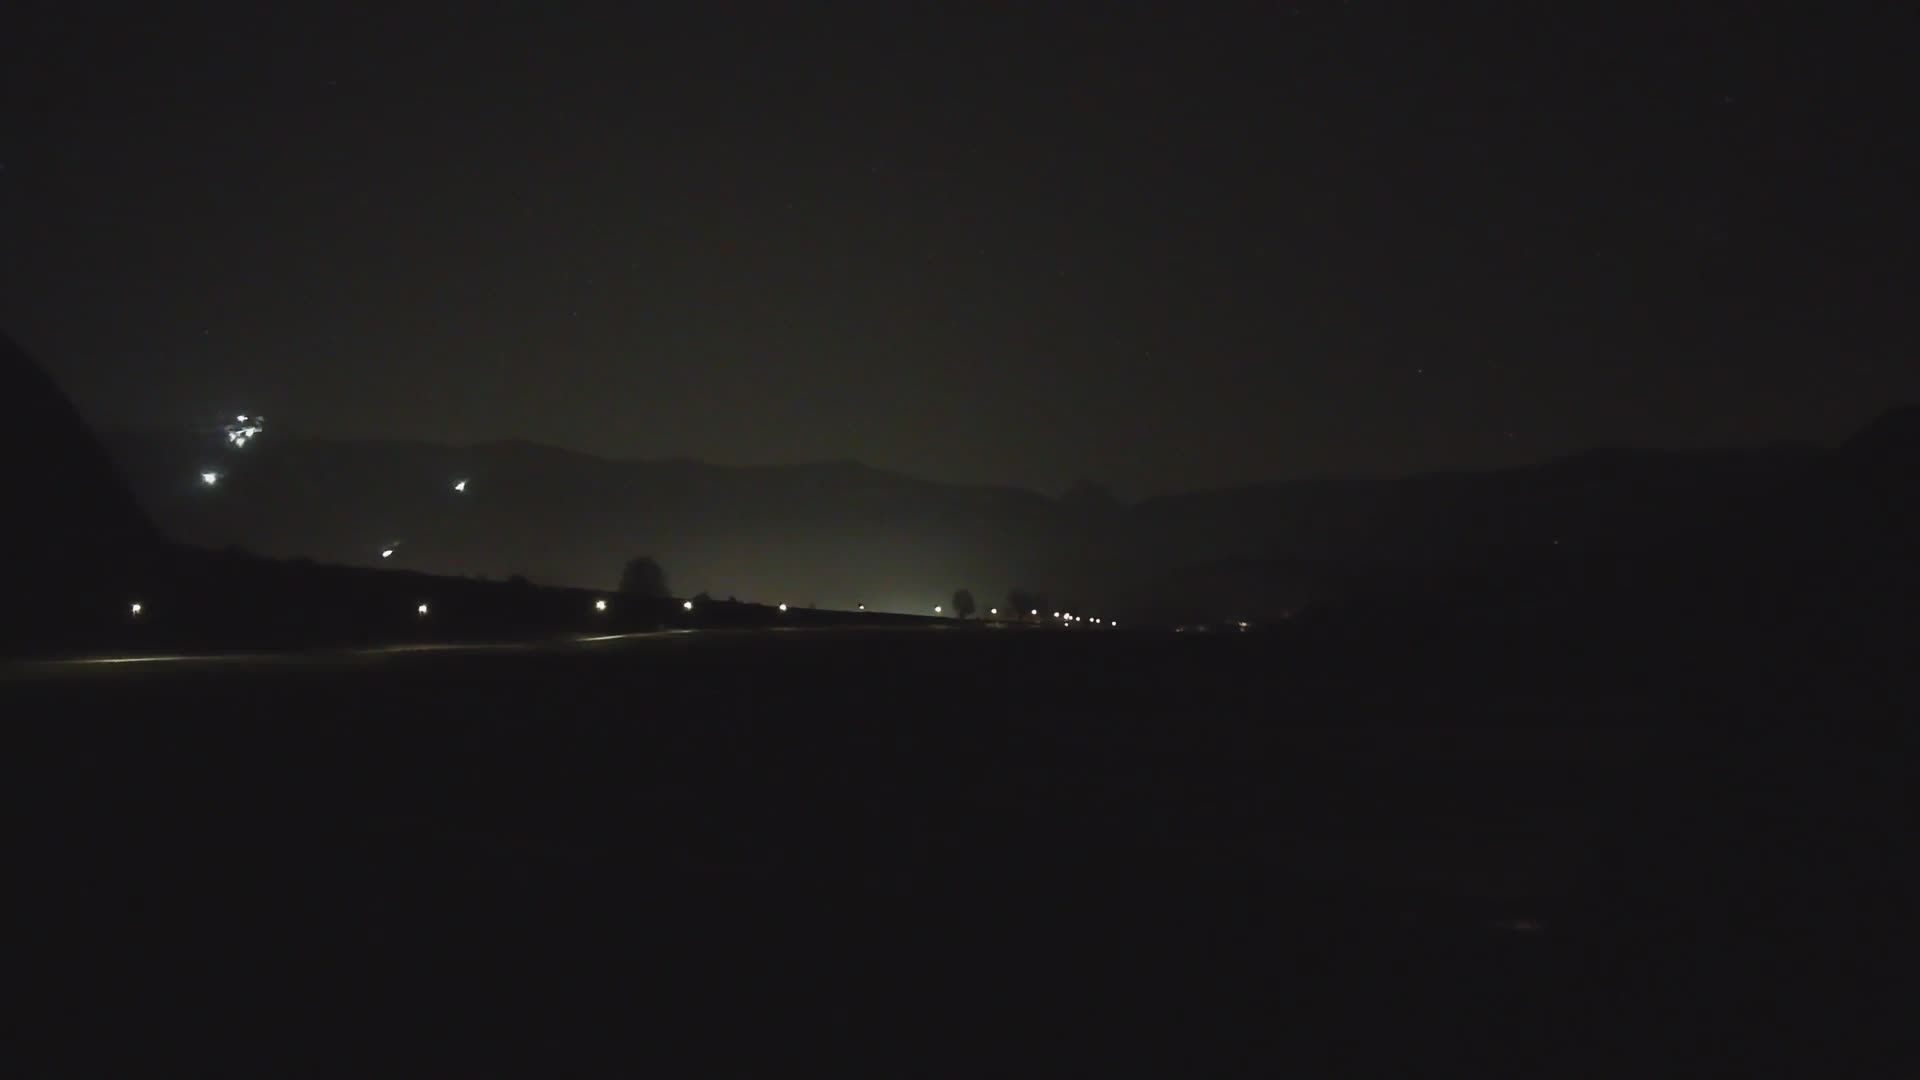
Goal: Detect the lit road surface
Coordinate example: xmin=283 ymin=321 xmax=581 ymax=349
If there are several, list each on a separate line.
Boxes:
xmin=0 ymin=624 xmax=989 ymax=682
xmin=0 ymin=628 xmax=728 ymax=680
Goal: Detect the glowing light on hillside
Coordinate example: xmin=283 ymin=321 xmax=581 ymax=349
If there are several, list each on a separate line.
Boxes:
xmin=200 ymin=471 xmax=221 ymax=486
xmin=594 ymin=599 xmax=608 ymax=612
xmin=778 ymin=603 xmax=789 ymax=612
xmin=683 ymin=600 xmax=694 ymax=611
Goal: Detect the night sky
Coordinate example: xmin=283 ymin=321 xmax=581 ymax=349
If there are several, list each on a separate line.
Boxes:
xmin=5 ymin=3 xmax=1914 ymax=496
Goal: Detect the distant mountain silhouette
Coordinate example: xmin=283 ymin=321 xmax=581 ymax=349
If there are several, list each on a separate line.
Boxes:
xmin=1838 ymin=403 xmax=1920 ymax=467
xmin=0 ymin=332 xmax=161 ymax=646
xmin=1058 ymin=477 xmax=1123 ymax=513
xmin=100 ymin=410 xmax=1918 ymax=626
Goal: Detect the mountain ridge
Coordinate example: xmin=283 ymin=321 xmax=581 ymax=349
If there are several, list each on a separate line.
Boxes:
xmin=97 ymin=406 xmax=1917 ymax=621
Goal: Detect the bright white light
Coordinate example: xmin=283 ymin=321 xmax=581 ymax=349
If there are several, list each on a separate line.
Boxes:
xmin=416 ymin=603 xmax=430 ymax=616
xmin=200 ymin=471 xmax=220 ymax=486
xmin=1052 ymin=612 xmax=1060 ymax=619
xmin=453 ymin=479 xmax=468 ymax=493
xmin=934 ymin=605 xmax=943 ymax=614
xmin=857 ymin=604 xmax=866 ymax=611
xmin=381 ymin=548 xmax=395 ymax=559
xmin=990 ymin=608 xmax=998 ymax=615
xmin=594 ymin=599 xmax=608 ymax=612
xmin=683 ymin=600 xmax=694 ymax=611
xmin=778 ymin=603 xmax=788 ymax=612
xmin=224 ymin=416 xmax=264 ymax=448
xmin=129 ymin=602 xmax=143 ymax=616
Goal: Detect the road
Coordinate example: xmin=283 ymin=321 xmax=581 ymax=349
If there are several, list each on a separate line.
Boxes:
xmin=7 ymin=622 xmax=1899 ymax=1074
xmin=0 ymin=625 xmax=874 ymax=679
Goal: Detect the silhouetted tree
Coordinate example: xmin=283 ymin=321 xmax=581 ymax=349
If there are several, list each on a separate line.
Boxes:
xmin=619 ymin=556 xmax=669 ymax=597
xmin=952 ymin=588 xmax=976 ymax=620
xmin=1006 ymin=589 xmax=1047 ymax=619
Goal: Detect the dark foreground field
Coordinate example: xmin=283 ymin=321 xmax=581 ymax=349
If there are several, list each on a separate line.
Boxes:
xmin=9 ymin=629 xmax=1908 ymax=1075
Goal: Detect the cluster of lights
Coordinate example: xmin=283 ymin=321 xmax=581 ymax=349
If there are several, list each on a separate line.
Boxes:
xmin=224 ymin=415 xmax=264 ymax=448
xmin=1033 ymin=610 xmax=1113 ymax=627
